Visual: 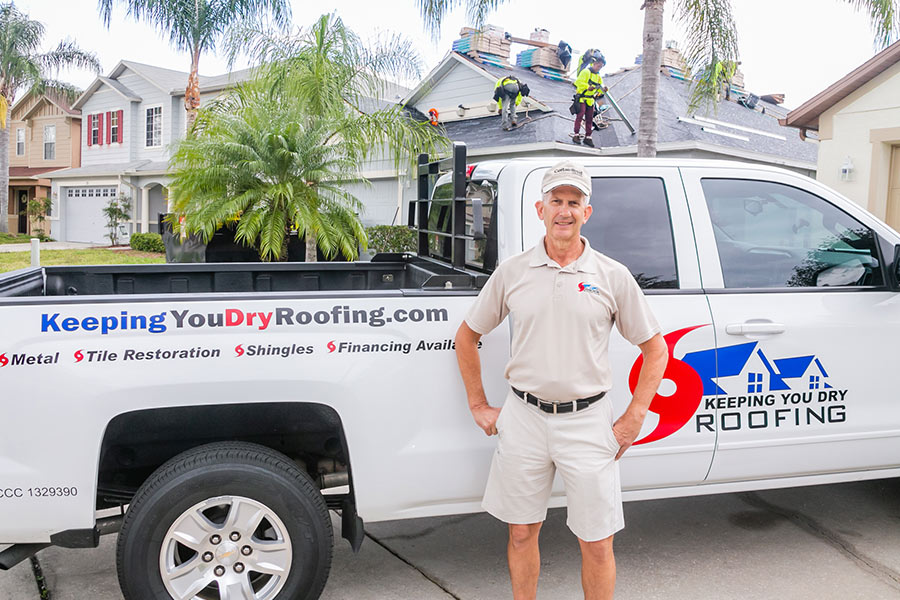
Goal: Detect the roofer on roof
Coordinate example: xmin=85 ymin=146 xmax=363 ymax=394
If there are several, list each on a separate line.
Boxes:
xmin=493 ymin=76 xmax=531 ymax=131
xmin=573 ymin=57 xmax=607 ymax=147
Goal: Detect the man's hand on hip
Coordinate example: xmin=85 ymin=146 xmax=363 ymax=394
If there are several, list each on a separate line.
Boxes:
xmin=471 ymin=402 xmax=502 ymax=436
xmin=611 ymin=411 xmax=644 ymax=460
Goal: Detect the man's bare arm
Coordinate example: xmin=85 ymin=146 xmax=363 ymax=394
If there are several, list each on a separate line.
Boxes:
xmin=455 ymin=321 xmax=501 ymax=436
xmin=612 ymin=333 xmax=668 ymax=459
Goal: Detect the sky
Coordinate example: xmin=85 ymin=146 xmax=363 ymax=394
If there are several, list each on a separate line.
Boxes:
xmin=14 ymin=0 xmax=892 ymax=110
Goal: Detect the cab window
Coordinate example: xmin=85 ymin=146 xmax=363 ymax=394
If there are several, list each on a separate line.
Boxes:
xmin=701 ymin=178 xmax=883 ymax=288
xmin=581 ymin=177 xmax=678 ymax=289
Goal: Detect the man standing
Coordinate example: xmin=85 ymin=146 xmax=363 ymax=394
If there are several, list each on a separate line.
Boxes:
xmin=455 ymin=160 xmax=668 ymax=600
xmin=493 ymin=75 xmax=530 ymax=131
xmin=573 ymin=58 xmax=607 ymax=146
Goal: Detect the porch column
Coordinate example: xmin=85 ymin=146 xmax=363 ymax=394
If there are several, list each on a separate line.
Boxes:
xmin=141 ymin=186 xmax=150 ymax=233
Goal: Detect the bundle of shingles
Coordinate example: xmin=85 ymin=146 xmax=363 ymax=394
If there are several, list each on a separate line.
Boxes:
xmin=453 ymin=26 xmax=511 ymax=68
xmin=516 ymin=47 xmax=569 ymax=81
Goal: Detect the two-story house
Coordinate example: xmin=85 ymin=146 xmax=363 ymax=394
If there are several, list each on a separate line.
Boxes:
xmin=6 ymin=93 xmax=81 ymax=235
xmin=47 ymin=60 xmax=250 ymax=244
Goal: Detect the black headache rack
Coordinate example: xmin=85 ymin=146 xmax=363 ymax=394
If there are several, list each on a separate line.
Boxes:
xmin=409 ymin=142 xmax=488 ymax=272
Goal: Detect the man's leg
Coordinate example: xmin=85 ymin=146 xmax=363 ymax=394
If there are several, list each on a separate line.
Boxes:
xmin=509 ymin=522 xmax=543 ymax=600
xmin=500 ymin=100 xmax=510 ymax=129
xmin=584 ymin=103 xmax=595 ymax=136
xmin=574 ymin=101 xmax=586 ymax=135
xmin=578 ymin=535 xmax=615 ymax=600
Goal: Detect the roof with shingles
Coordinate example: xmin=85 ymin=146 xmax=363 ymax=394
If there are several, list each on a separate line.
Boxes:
xmin=434 ymin=53 xmax=815 ymax=167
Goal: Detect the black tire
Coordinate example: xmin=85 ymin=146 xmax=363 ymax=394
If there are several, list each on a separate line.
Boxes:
xmin=116 ymin=441 xmax=332 ymax=600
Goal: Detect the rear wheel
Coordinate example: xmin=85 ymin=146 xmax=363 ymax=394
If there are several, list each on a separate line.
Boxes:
xmin=116 ymin=442 xmax=332 ymax=600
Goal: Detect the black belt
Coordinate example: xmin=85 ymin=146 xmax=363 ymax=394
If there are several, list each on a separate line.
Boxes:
xmin=512 ymin=387 xmax=606 ymax=414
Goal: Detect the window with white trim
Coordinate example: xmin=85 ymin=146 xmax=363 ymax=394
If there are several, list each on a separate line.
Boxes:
xmin=146 ymin=106 xmax=162 ymax=147
xmin=43 ymin=125 xmax=55 ymax=160
xmin=110 ymin=111 xmax=119 ymax=143
xmin=67 ymin=187 xmax=116 ymax=199
xmin=15 ymin=128 xmax=24 ymax=156
xmin=90 ymin=114 xmax=100 ymax=146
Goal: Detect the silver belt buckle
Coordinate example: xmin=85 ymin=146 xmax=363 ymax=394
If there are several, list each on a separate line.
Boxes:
xmin=552 ymin=401 xmax=558 ymax=414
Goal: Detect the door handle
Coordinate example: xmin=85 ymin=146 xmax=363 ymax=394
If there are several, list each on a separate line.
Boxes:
xmin=725 ymin=322 xmax=786 ymax=335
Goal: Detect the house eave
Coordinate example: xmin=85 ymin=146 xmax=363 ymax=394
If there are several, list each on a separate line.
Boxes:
xmin=783 ymin=38 xmax=900 ymax=131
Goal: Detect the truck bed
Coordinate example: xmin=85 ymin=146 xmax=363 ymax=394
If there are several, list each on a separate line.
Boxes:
xmin=0 ymin=254 xmax=488 ymax=298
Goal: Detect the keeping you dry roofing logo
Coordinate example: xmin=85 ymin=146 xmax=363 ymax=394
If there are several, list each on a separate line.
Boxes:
xmin=628 ymin=325 xmax=848 ymax=445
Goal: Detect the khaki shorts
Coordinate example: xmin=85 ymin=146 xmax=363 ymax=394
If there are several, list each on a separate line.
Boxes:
xmin=482 ymin=389 xmax=624 ymax=542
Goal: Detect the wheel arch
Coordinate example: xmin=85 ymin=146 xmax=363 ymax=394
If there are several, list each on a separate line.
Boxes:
xmin=96 ymin=402 xmax=364 ymax=550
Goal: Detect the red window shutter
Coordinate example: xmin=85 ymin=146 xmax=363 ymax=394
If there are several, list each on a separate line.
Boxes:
xmin=87 ymin=115 xmax=93 ymax=147
xmin=116 ymin=109 xmax=124 ymax=143
xmin=98 ymin=112 xmax=104 ymax=145
xmin=106 ymin=112 xmax=111 ymax=145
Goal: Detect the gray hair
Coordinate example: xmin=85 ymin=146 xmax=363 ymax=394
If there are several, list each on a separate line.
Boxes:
xmin=542 ymin=189 xmax=590 ymax=205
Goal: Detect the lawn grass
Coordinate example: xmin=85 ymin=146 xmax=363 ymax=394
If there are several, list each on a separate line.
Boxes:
xmin=0 ymin=248 xmax=165 ymax=273
xmin=0 ymin=232 xmax=43 ymax=244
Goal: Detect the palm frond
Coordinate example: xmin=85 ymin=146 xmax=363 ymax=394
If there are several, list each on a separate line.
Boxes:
xmin=674 ymin=0 xmax=739 ymax=115
xmin=841 ymin=0 xmax=899 ymax=48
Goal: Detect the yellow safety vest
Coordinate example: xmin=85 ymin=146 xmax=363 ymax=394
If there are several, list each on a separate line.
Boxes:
xmin=574 ymin=68 xmax=604 ymax=107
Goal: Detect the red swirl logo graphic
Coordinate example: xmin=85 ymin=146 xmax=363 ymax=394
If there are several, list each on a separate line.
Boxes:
xmin=234 ymin=344 xmax=244 ymax=357
xmin=628 ymin=325 xmax=706 ymax=445
xmin=578 ymin=283 xmax=585 ymax=291
xmin=74 ymin=350 xmax=84 ymax=363
xmin=0 ymin=353 xmax=7 ymax=367
xmin=327 ymin=341 xmax=336 ymax=353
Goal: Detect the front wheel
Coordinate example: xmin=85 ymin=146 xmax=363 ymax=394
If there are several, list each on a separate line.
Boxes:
xmin=116 ymin=442 xmax=333 ymax=600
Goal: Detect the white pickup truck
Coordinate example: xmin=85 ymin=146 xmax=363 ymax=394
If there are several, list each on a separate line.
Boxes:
xmin=1 ymin=144 xmax=899 ymax=600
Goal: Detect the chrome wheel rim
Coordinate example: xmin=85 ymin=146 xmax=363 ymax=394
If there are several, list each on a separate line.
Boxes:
xmin=159 ymin=495 xmax=292 ymax=600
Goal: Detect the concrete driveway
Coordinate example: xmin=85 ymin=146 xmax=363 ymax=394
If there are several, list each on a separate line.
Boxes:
xmin=2 ymin=479 xmax=898 ymax=599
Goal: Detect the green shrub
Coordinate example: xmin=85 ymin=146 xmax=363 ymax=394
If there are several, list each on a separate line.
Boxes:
xmin=130 ymin=232 xmax=166 ymax=253
xmin=365 ymin=225 xmax=417 ymax=254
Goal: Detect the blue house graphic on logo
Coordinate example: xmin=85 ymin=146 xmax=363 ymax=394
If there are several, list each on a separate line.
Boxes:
xmin=678 ymin=342 xmax=832 ymax=396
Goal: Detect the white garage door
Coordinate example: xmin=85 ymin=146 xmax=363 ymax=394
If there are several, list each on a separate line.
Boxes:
xmin=65 ymin=187 xmax=117 ymax=244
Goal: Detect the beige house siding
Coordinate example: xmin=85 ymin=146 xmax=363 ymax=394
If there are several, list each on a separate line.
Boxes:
xmin=815 ymin=61 xmax=900 ymax=229
xmin=8 ymin=97 xmax=81 ymax=170
xmin=6 ymin=95 xmax=81 ymax=234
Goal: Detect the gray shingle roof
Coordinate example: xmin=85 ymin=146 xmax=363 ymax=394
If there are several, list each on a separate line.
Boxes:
xmin=442 ymin=54 xmax=815 ymax=166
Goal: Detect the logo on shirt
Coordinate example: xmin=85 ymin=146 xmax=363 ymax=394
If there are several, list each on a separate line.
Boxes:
xmin=578 ymin=282 xmax=601 ymax=295
xmin=627 ymin=325 xmax=847 ymax=445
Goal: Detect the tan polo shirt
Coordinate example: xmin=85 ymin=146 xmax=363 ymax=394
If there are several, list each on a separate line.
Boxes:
xmin=465 ymin=236 xmax=661 ymax=401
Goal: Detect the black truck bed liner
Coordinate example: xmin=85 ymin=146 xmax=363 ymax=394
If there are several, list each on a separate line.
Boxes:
xmin=0 ymin=255 xmax=487 ymax=298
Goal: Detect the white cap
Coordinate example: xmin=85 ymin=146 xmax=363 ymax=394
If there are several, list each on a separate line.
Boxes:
xmin=541 ymin=160 xmax=591 ymax=199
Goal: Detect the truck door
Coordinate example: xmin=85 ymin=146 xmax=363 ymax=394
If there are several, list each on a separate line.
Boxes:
xmin=682 ymin=167 xmax=900 ymax=481
xmin=521 ymin=165 xmax=717 ymax=490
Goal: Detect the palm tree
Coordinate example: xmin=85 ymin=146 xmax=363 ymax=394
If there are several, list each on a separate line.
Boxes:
xmin=415 ymin=0 xmax=899 ymax=157
xmin=98 ymin=0 xmax=291 ymax=130
xmin=169 ymin=14 xmax=449 ymax=261
xmin=0 ymin=3 xmax=100 ymax=234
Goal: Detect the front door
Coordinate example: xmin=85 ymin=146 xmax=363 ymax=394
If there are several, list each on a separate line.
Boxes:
xmin=682 ymin=166 xmax=900 ymax=482
xmin=17 ymin=190 xmax=28 ymax=234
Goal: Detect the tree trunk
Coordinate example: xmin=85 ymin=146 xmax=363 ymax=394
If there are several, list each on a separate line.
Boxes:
xmin=184 ymin=48 xmax=201 ymax=131
xmin=0 ymin=118 xmax=9 ymax=233
xmin=305 ymin=232 xmax=317 ymax=262
xmin=638 ymin=0 xmax=665 ymax=158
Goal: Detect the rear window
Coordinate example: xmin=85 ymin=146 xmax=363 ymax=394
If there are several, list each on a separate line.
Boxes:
xmin=427 ymin=180 xmax=498 ymax=272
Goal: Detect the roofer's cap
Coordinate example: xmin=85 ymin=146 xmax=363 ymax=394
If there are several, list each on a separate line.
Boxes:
xmin=541 ymin=160 xmax=592 ymax=201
